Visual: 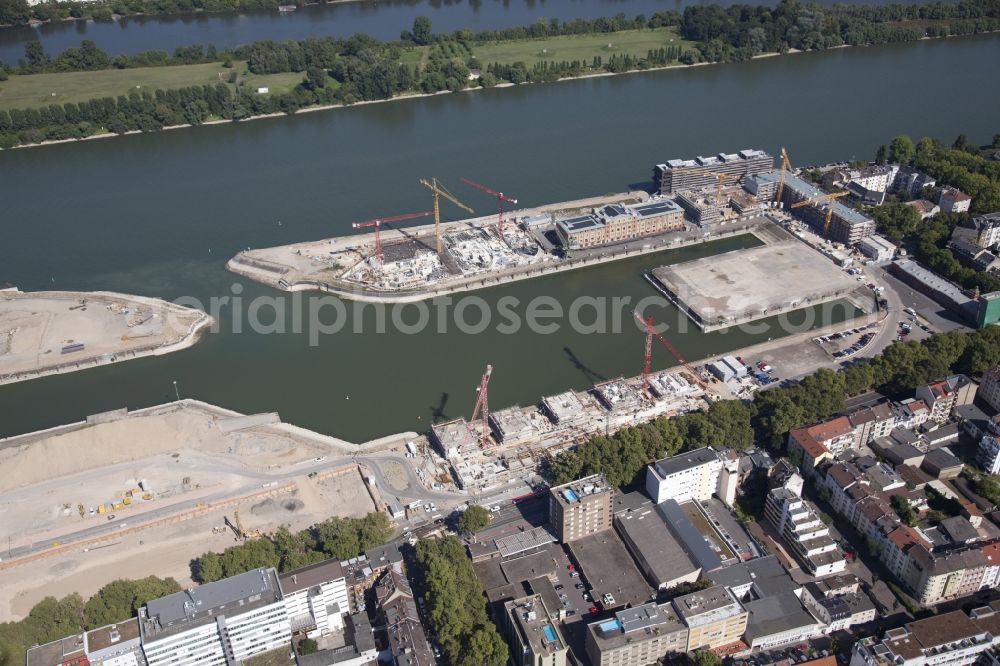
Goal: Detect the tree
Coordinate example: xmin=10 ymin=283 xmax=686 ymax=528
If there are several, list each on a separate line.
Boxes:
xmin=688 ymin=649 xmax=722 ymax=666
xmin=889 ymin=135 xmax=914 ymax=165
xmin=459 ymin=625 xmax=508 ymax=666
xmin=298 ymin=638 xmax=318 ymax=655
xmin=412 ymin=16 xmax=433 ymax=46
xmin=458 ymin=505 xmax=491 ymax=534
xmin=83 ymin=577 xmax=181 ymax=628
xmin=23 ymin=40 xmax=46 ymax=67
xmin=891 ymin=494 xmax=917 ymax=526
xmin=196 ymin=551 xmax=224 ymax=582
xmin=875 ymin=144 xmax=888 ymax=165
xmin=304 ymin=66 xmax=327 ymax=90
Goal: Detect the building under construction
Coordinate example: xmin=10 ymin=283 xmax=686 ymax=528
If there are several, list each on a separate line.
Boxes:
xmin=555 ymin=200 xmax=685 ymax=250
xmin=753 ymin=171 xmax=875 ymax=245
xmin=654 ymin=150 xmax=773 ymax=195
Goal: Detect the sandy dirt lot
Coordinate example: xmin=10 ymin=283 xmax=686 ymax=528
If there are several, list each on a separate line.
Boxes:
xmin=0 ymin=290 xmax=210 ymax=383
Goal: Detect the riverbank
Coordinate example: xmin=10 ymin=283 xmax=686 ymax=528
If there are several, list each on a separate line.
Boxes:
xmin=0 ymin=288 xmax=214 ymax=385
xmin=3 ymin=28 xmax=996 ymax=151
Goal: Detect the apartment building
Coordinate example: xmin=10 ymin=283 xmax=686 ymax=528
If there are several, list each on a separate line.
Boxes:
xmin=904 ymin=545 xmax=990 ymax=606
xmin=765 ymin=485 xmax=847 ymax=577
xmin=847 ymin=403 xmax=898 ymax=447
xmin=979 ymin=365 xmax=1000 ymax=411
xmin=139 ymin=568 xmax=291 ymax=666
xmin=672 ymin=586 xmax=748 ymax=652
xmin=28 ymin=619 xmax=146 ymax=666
xmin=653 ymin=149 xmax=773 ymax=195
xmin=279 ymin=559 xmax=349 ymax=638
xmin=916 ymin=380 xmax=958 ymax=424
xmin=979 ymin=433 xmax=1000 ymax=474
xmin=850 ymin=607 xmax=1000 ymax=666
xmin=939 ymin=187 xmax=972 ymax=213
xmin=645 ymin=447 xmax=722 ymax=503
xmin=788 ymin=418 xmax=856 ymax=473
xmin=800 ymin=582 xmax=877 ymax=633
xmin=549 ymin=474 xmax=614 ymax=543
xmin=585 ymin=602 xmax=688 ymax=666
xmin=775 ymin=172 xmax=876 ymax=245
xmin=506 ymin=596 xmax=568 ymax=666
xmin=376 ymin=566 xmax=436 ymax=666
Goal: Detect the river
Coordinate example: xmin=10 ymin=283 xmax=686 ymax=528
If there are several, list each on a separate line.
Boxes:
xmin=0 ymin=0 xmax=946 ymax=65
xmin=0 ymin=34 xmax=998 ymax=440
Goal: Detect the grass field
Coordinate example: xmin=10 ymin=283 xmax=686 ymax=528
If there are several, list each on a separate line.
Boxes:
xmin=472 ymin=28 xmax=693 ymax=67
xmin=0 ymin=61 xmax=311 ymax=112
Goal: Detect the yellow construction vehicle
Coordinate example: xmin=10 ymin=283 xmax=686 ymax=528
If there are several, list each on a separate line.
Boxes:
xmin=97 ymin=504 xmax=107 ymax=514
xmin=419 ymin=177 xmax=475 ymax=254
xmin=113 ymin=502 xmax=124 ymax=510
xmin=142 ymin=493 xmax=153 ymax=501
xmin=791 ymin=190 xmax=850 ymax=238
xmin=123 ymin=497 xmax=132 ymax=506
xmin=775 ymin=147 xmax=793 ymax=204
xmin=78 ymin=504 xmax=85 ymax=518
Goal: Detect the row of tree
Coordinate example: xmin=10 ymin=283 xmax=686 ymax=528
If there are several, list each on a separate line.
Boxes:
xmin=1 ymin=0 xmax=296 ymax=27
xmin=412 ymin=537 xmax=508 ymax=666
xmin=546 ymin=324 xmax=1000 ymax=493
xmin=0 ymin=577 xmax=181 ymax=666
xmin=194 ymin=511 xmax=394 ymax=583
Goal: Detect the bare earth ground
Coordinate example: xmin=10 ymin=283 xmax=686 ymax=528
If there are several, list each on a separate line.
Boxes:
xmin=0 ymin=290 xmax=211 ymax=383
xmin=0 ymin=402 xmax=374 ymax=622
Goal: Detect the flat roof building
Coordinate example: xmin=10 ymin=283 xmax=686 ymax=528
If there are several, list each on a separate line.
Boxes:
xmin=646 ymin=447 xmax=722 ymax=504
xmin=505 ymin=595 xmax=568 ymax=666
xmin=743 ymin=592 xmax=821 ymax=652
xmin=672 ymin=585 xmax=748 ymax=652
xmin=773 ymin=171 xmax=875 ymax=244
xmin=654 ymin=150 xmax=773 ymax=195
xmin=541 ymin=391 xmax=588 ymax=427
xmin=614 ymin=501 xmax=701 ymax=590
xmin=549 ymin=474 xmax=614 ymax=543
xmin=594 ymin=379 xmax=644 ymax=413
xmin=555 ymin=199 xmax=685 ymax=249
xmin=279 ymin=558 xmax=349 ymax=638
xmin=489 ymin=406 xmax=536 ymax=445
xmin=585 ymin=602 xmax=688 ymax=666
xmin=139 ymin=568 xmax=291 ymax=666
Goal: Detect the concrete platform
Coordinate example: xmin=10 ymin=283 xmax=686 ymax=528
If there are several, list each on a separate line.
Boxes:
xmin=649 ymin=240 xmax=858 ymax=331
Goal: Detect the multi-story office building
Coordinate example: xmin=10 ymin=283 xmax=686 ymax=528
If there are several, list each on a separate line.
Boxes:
xmin=506 ymin=596 xmax=568 ymax=666
xmin=549 ymin=474 xmax=614 ymax=543
xmin=645 ymin=447 xmax=722 ymax=504
xmin=138 ymin=568 xmax=291 ymax=666
xmin=585 ymin=602 xmax=688 ymax=666
xmin=279 ymin=559 xmax=349 ymax=638
xmin=672 ymin=586 xmax=748 ymax=652
xmin=654 ymin=150 xmax=773 ymax=195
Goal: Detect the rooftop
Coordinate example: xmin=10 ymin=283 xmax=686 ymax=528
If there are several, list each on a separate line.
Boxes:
xmin=892 ymin=259 xmax=976 ymax=310
xmin=550 ymin=473 xmax=612 ymax=508
xmin=587 ymin=601 xmax=687 ymax=651
xmin=507 ymin=596 xmax=566 ymax=657
xmin=141 ymin=567 xmax=283 ymax=642
xmin=568 ymin=531 xmax=654 ymax=610
xmin=279 ymin=558 xmax=345 ymax=595
xmin=658 ymin=500 xmax=724 ymax=572
xmin=86 ymin=618 xmax=141 ymax=653
xmin=649 ymin=241 xmax=857 ymax=325
xmin=26 ymin=635 xmax=85 ymax=666
xmin=614 ymin=503 xmax=700 ymax=586
xmin=744 ymin=592 xmax=818 ymax=642
xmin=541 ymin=391 xmax=586 ymax=422
xmin=651 ymin=447 xmax=719 ymax=479
xmin=672 ymin=585 xmax=744 ymax=626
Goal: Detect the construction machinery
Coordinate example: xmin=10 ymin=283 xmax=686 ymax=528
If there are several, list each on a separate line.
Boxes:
xmin=352 ymin=210 xmax=433 ymax=266
xmin=460 ymin=177 xmax=518 ymax=238
xmin=790 ymin=190 xmax=850 ymax=239
xmin=633 ymin=311 xmax=710 ymax=392
xmin=419 ymin=178 xmax=475 ymax=254
xmin=709 ymin=172 xmax=736 ymax=204
xmin=775 ymin=147 xmax=793 ymax=204
xmin=469 ymin=364 xmax=493 ymax=447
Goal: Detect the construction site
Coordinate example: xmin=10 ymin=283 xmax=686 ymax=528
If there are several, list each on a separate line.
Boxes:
xmin=428 ymin=312 xmax=720 ymax=495
xmin=0 ymin=288 xmax=213 ymax=385
xmin=0 ymin=400 xmax=384 ymax=622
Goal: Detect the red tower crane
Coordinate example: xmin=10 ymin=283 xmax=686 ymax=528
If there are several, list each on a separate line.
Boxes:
xmin=460 ymin=177 xmax=518 ymax=237
xmin=469 ymin=364 xmax=493 ymax=446
xmin=633 ymin=311 xmax=709 ymax=391
xmin=352 ymin=211 xmax=433 ymax=265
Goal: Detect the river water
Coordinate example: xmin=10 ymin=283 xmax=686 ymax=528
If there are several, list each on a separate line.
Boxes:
xmin=0 ymin=34 xmax=998 ymax=440
xmin=0 ymin=0 xmax=944 ymax=65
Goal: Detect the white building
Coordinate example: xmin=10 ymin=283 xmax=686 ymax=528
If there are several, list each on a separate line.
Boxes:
xmin=279 ymin=559 xmax=349 ymax=638
xmin=645 ymin=447 xmax=722 ymax=504
xmin=139 ymin=568 xmax=291 ymax=666
xmin=939 ymin=187 xmax=972 ymax=213
xmin=858 ymin=234 xmax=897 ymax=263
xmin=850 ymin=608 xmax=1000 ymax=666
xmin=980 ymin=365 xmax=1000 ymax=412
xmin=764 ymin=481 xmax=847 ymax=577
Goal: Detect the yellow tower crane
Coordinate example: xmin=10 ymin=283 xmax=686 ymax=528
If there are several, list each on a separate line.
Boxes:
xmin=775 ymin=147 xmax=793 ymax=204
xmin=790 ymin=190 xmax=850 ymax=239
xmin=419 ymin=178 xmax=475 ymax=254
xmin=709 ymin=172 xmax=736 ymax=204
